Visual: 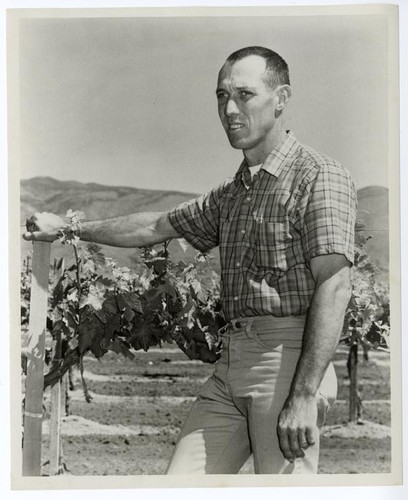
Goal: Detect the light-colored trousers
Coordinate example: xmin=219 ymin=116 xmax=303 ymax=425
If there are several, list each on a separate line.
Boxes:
xmin=166 ymin=315 xmax=337 ymax=474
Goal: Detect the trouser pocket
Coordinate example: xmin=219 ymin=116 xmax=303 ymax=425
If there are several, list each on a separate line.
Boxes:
xmin=252 ymin=327 xmax=303 ymax=351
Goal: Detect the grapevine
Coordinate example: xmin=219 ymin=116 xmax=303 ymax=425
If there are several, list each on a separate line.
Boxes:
xmin=342 ymin=224 xmax=390 ymax=351
xmin=341 ymin=220 xmax=390 ymax=422
xmin=22 ymin=210 xmax=226 ymax=401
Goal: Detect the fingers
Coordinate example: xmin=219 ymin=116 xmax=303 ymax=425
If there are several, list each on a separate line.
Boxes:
xmin=277 ymin=426 xmax=295 ymax=463
xmin=277 ymin=396 xmax=320 ymax=464
xmin=305 ymin=426 xmax=317 ymax=447
xmin=22 ymin=231 xmax=57 ymax=242
xmin=297 ymin=428 xmax=310 ymax=450
xmin=23 ymin=231 xmax=33 ymax=241
xmin=288 ymin=429 xmax=305 ymax=459
xmin=278 ymin=424 xmax=316 ymax=463
xmin=279 ymin=427 xmax=306 ymax=462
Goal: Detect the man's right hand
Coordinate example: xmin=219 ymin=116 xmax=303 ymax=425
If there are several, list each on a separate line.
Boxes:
xmin=23 ymin=212 xmax=67 ymax=242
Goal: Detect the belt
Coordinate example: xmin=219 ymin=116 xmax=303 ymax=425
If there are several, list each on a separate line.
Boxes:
xmin=218 ymin=315 xmax=307 ymax=335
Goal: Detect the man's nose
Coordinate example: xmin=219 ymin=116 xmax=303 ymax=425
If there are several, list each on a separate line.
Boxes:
xmin=224 ymin=98 xmax=239 ymax=117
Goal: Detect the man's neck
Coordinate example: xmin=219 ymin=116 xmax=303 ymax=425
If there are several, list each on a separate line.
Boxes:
xmin=243 ymin=126 xmax=287 ymax=166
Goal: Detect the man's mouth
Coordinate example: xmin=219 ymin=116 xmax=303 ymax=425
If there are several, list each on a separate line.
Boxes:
xmin=227 ymin=123 xmax=244 ymax=131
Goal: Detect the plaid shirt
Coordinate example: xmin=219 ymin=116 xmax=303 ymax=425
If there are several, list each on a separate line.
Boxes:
xmin=169 ymin=131 xmax=357 ymax=320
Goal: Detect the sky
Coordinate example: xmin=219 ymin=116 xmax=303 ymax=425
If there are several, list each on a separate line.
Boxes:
xmin=16 ymin=10 xmax=393 ymax=194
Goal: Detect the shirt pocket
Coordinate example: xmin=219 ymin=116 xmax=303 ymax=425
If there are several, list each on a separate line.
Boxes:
xmin=219 ymin=185 xmax=241 ymax=222
xmin=255 ymin=219 xmax=289 ymax=275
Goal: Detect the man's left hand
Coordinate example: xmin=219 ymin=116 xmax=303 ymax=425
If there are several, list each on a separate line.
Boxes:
xmin=277 ymin=395 xmax=318 ymax=463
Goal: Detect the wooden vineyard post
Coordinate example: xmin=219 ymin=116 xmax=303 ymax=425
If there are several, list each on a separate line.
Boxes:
xmin=22 ymin=241 xmax=51 ymax=476
xmin=49 ymin=258 xmax=65 ymax=475
xmin=49 ymin=358 xmax=62 ymax=475
xmin=63 ymin=373 xmax=70 ymax=415
xmin=348 ymin=343 xmax=358 ymax=422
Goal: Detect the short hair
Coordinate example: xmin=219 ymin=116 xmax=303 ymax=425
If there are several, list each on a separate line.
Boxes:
xmin=226 ymin=46 xmax=290 ymax=88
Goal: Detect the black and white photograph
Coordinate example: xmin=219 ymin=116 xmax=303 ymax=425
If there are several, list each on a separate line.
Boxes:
xmin=5 ymin=1 xmax=404 ymax=493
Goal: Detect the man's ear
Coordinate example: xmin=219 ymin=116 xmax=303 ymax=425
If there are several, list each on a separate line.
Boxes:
xmin=275 ymin=85 xmax=292 ymax=111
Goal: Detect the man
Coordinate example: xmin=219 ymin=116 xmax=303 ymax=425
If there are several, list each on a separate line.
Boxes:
xmin=24 ymin=46 xmax=357 ymax=474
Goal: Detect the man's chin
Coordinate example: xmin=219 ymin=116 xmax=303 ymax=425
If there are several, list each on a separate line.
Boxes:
xmin=226 ymin=135 xmax=246 ymax=150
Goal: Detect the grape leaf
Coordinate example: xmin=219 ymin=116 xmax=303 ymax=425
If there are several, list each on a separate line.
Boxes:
xmin=123 ymin=306 xmax=135 ymax=323
xmin=123 ymin=293 xmax=143 ymax=314
xmin=190 ymin=278 xmax=208 ymax=303
xmin=79 ymin=283 xmax=105 ymax=311
xmin=78 ymin=318 xmax=104 ymax=356
xmin=157 ymin=282 xmax=178 ymax=298
xmin=102 ymin=296 xmax=118 ymax=314
xmin=109 ymin=339 xmax=135 ymax=360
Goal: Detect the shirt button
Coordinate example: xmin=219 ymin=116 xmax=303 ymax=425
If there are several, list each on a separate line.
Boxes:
xmin=246 ymin=197 xmax=251 ymax=202
xmin=236 ymin=262 xmax=241 ymax=267
xmin=234 ymin=296 xmax=239 ymax=301
xmin=241 ymin=229 xmax=246 ymax=234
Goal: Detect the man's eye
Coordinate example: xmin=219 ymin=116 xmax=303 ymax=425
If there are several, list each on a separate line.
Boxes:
xmin=216 ymin=92 xmax=228 ymax=100
xmin=240 ymin=90 xmax=252 ymax=98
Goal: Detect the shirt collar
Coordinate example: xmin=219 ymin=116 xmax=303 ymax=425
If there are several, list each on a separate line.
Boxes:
xmin=235 ymin=130 xmax=299 ymax=187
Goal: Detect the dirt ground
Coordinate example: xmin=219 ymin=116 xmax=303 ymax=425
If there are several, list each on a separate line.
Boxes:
xmin=38 ymin=344 xmax=391 ymax=476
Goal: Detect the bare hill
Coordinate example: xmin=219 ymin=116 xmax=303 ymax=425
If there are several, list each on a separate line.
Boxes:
xmin=21 ymin=177 xmax=198 ymax=220
xmin=356 ymin=186 xmax=389 ymax=273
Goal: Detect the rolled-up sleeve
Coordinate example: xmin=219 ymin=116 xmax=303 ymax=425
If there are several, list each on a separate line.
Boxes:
xmin=168 ymin=183 xmax=225 ymax=253
xmin=299 ymin=162 xmax=357 ymax=265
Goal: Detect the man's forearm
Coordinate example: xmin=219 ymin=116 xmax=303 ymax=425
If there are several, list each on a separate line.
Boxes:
xmin=24 ymin=210 xmax=180 ymax=246
xmin=80 ymin=212 xmax=178 ymax=248
xmin=276 ymin=256 xmax=352 ymax=462
xmin=289 ymin=270 xmax=351 ymax=399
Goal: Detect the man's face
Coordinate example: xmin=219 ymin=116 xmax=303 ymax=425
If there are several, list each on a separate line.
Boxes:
xmin=216 ymin=55 xmax=279 ymax=160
